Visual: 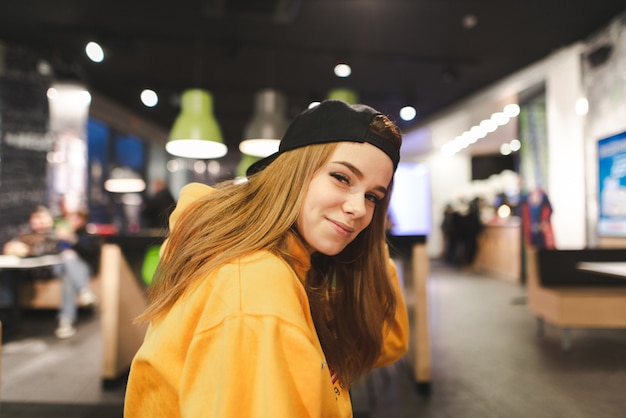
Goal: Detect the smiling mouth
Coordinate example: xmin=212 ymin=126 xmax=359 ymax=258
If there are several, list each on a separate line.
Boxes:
xmin=328 ymin=218 xmax=354 ymax=238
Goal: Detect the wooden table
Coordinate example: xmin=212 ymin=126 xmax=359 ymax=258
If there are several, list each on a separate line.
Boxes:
xmin=576 ymin=262 xmax=626 ymax=279
xmin=0 ymin=254 xmax=62 ymax=335
xmin=0 ymin=254 xmax=62 ymax=269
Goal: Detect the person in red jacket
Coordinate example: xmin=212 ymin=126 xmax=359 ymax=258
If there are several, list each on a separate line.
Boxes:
xmin=521 ymin=188 xmax=555 ymax=249
xmin=125 ymin=100 xmax=409 ymax=417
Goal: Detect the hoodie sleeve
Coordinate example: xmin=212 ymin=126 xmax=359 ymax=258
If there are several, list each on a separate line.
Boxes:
xmin=180 ymin=314 xmax=332 ymax=417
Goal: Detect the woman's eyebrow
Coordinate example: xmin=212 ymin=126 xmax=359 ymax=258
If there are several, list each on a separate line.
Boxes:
xmin=333 ymin=161 xmax=389 ymax=196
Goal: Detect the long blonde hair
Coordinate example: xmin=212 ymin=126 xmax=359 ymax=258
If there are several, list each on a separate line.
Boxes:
xmin=140 ymin=114 xmax=402 ymax=387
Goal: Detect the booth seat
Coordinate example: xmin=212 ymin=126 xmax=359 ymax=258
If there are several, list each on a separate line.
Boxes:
xmin=15 ymin=224 xmax=121 ymax=309
xmin=526 ymin=247 xmax=626 ymax=349
xmin=18 ymin=273 xmax=101 ymax=309
xmin=15 ymin=233 xmax=160 ymax=312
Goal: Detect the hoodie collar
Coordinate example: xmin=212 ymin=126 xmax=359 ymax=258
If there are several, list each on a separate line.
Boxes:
xmin=285 ymin=231 xmax=311 ymax=280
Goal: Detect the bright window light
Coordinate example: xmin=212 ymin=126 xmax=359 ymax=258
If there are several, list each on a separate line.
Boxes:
xmin=140 ymin=89 xmax=159 ymax=107
xmin=85 ymin=41 xmax=104 ymax=63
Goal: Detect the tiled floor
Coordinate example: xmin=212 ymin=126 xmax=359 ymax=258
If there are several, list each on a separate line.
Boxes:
xmin=2 ymin=261 xmax=626 ymax=417
xmin=1 ymin=308 xmax=126 ymax=417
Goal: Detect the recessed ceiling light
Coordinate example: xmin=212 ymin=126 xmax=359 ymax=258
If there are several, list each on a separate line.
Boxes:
xmin=400 ymin=106 xmax=416 ymax=121
xmin=575 ymin=97 xmax=589 ymax=115
xmin=503 ymin=103 xmax=520 ymax=117
xmin=85 ymin=41 xmax=104 ymax=63
xmin=334 ymin=63 xmax=351 ymax=78
xmin=140 ymin=89 xmax=159 ymax=107
xmin=462 ymin=14 xmax=478 ymax=29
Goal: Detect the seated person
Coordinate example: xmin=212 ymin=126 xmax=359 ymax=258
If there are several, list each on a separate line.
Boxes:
xmin=54 ymin=208 xmax=102 ymax=339
xmin=1 ymin=205 xmax=101 ymax=339
xmin=3 ymin=205 xmax=60 ymax=258
xmin=1 ymin=205 xmax=61 ymax=305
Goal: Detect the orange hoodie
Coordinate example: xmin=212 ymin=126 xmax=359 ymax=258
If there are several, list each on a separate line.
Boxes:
xmin=124 ymin=183 xmax=409 ymax=417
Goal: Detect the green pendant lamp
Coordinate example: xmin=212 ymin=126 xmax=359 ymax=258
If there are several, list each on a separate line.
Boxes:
xmin=235 ymin=153 xmax=261 ymax=178
xmin=167 ymin=89 xmax=227 ymax=159
xmin=239 ymin=89 xmax=290 ymax=158
xmin=327 ymin=88 xmax=359 ymax=105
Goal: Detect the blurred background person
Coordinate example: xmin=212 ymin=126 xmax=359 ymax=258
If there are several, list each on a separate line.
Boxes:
xmin=54 ymin=208 xmax=102 ymax=339
xmin=1 ymin=205 xmax=60 ymax=306
xmin=3 ymin=205 xmax=59 ymax=258
xmin=441 ymin=203 xmax=457 ymax=265
xmin=141 ymin=179 xmax=175 ymax=231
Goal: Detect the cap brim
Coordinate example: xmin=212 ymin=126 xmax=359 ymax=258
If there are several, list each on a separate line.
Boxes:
xmin=246 ymin=152 xmax=280 ymax=176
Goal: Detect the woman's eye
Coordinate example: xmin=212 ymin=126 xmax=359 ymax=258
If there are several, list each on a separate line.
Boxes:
xmin=365 ymin=193 xmax=382 ymax=204
xmin=330 ymin=173 xmax=350 ymax=184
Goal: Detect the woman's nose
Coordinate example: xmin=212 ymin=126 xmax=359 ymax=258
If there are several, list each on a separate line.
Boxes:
xmin=343 ymin=193 xmax=366 ymax=217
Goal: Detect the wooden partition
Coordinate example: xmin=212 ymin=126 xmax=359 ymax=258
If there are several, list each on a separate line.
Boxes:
xmin=99 ymin=243 xmax=149 ymax=384
xmin=1 ymin=321 xmax=2 ymax=398
xmin=397 ymin=242 xmax=431 ymax=388
xmin=18 ymin=276 xmax=101 ymax=309
xmin=474 ymin=221 xmax=521 ymax=283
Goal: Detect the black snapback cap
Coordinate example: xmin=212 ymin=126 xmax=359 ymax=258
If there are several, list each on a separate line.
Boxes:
xmin=246 ymin=99 xmax=400 ymax=176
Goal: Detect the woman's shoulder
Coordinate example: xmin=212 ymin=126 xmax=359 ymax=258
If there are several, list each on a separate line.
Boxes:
xmin=193 ymin=250 xmax=309 ymax=326
xmin=238 ymin=249 xmax=295 ymax=273
xmin=227 ymin=250 xmax=304 ymax=294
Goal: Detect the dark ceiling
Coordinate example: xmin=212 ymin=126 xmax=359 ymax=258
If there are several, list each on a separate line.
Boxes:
xmin=1 ymin=0 xmax=625 ymax=168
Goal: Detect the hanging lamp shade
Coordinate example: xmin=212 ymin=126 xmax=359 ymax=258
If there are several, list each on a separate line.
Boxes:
xmin=239 ymin=89 xmax=290 ymax=158
xmin=167 ymin=89 xmax=227 ymax=159
xmin=327 ymin=87 xmax=359 ymax=105
xmin=104 ymin=167 xmax=146 ymax=193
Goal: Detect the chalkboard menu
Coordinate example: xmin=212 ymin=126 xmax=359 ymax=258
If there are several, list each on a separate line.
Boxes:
xmin=0 ymin=48 xmax=52 ymax=245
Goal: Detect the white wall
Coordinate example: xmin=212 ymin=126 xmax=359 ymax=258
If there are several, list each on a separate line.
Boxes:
xmin=545 ymin=45 xmax=587 ymax=248
xmin=402 ymin=42 xmax=592 ymax=256
xmin=583 ymin=14 xmax=626 ymax=246
xmin=402 ymin=115 xmax=475 ymax=258
xmin=423 ymin=152 xmax=471 ymax=258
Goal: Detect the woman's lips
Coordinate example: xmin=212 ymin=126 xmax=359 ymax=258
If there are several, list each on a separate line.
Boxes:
xmin=328 ymin=218 xmax=354 ymax=238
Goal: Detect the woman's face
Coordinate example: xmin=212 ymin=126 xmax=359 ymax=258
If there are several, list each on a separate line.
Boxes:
xmin=297 ymin=142 xmax=394 ymax=255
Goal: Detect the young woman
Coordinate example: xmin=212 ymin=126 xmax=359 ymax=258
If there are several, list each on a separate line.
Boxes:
xmin=124 ymin=100 xmax=409 ymax=417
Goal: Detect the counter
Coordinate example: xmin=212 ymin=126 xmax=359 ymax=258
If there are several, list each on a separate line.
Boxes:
xmin=473 ymin=220 xmax=521 ymax=283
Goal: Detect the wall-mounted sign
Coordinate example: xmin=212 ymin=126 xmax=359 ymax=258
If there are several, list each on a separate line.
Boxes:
xmin=598 ymin=130 xmax=626 ymax=237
